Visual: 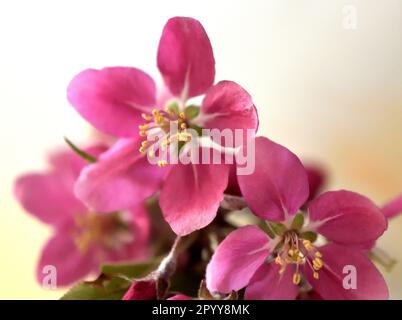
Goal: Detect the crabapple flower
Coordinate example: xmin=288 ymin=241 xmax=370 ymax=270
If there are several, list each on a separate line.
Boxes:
xmin=14 ymin=146 xmax=150 ymax=286
xmin=122 ymin=280 xmax=157 ymax=300
xmin=382 ymin=193 xmax=402 ymax=219
xmin=206 ymin=137 xmax=388 ymax=300
xmin=67 ymin=17 xmax=258 ymax=236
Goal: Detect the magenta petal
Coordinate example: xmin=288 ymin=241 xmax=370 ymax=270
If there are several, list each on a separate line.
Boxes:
xmin=37 ymin=230 xmax=96 ymax=286
xmin=14 ymin=173 xmax=85 ymax=227
xmin=308 ymin=190 xmax=387 ymax=244
xmin=306 ymin=244 xmax=389 ymax=300
xmin=200 ymin=81 xmax=258 ymax=134
xmin=122 ymin=280 xmax=157 ymax=300
xmin=237 ymin=137 xmax=309 ymax=221
xmin=382 ymin=193 xmax=402 ymax=218
xmin=206 ymin=225 xmax=270 ymax=294
xmin=245 ymin=263 xmax=299 ymax=300
xmin=75 ymin=138 xmax=168 ymax=212
xmin=157 ymin=17 xmax=215 ymax=99
xmin=67 ymin=67 xmax=156 ymax=137
xmin=160 ymin=163 xmax=229 ymax=236
xmin=167 ymin=294 xmax=192 ymax=300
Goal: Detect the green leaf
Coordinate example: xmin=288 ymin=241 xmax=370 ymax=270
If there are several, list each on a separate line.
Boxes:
xmin=60 ymin=274 xmax=130 ymax=300
xmin=64 ymin=137 xmax=97 ymax=163
xmin=101 ymin=260 xmax=161 ymax=279
xmin=291 ymin=213 xmax=304 ymax=230
xmin=300 ymin=231 xmax=318 ymax=242
xmin=184 ymin=105 xmax=200 ymax=120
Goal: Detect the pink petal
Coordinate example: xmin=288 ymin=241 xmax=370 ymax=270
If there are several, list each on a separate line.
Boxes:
xmin=382 ymin=193 xmax=402 ymax=218
xmin=167 ymin=294 xmax=192 ymax=300
xmin=67 ymin=67 xmax=156 ymax=137
xmin=37 ymin=229 xmax=96 ymax=286
xmin=103 ymin=204 xmax=151 ymax=263
xmin=48 ymin=145 xmax=108 ymax=177
xmin=306 ymin=244 xmax=389 ymax=300
xmin=308 ymin=190 xmax=387 ymax=245
xmin=157 ymin=17 xmax=215 ymax=99
xmin=200 ymin=81 xmax=258 ymax=135
xmin=206 ymin=225 xmax=270 ymax=294
xmin=245 ymin=262 xmax=299 ymax=300
xmin=14 ymin=173 xmax=85 ymax=227
xmin=75 ymin=138 xmax=168 ymax=213
xmin=160 ymin=163 xmax=229 ymax=235
xmin=237 ymin=137 xmax=309 ymax=221
xmin=122 ymin=280 xmax=157 ymax=300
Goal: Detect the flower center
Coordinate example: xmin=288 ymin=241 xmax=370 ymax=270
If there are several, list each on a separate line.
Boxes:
xmin=138 ymin=105 xmax=193 ymax=167
xmin=273 ymin=229 xmax=324 ymax=285
xmin=72 ymin=212 xmax=133 ymax=255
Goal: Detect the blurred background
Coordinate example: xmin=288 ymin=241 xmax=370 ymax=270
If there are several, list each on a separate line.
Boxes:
xmin=0 ymin=0 xmax=401 ymax=299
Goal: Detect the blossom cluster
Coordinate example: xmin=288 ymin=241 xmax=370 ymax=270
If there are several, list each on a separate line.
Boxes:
xmin=15 ymin=17 xmax=402 ymax=300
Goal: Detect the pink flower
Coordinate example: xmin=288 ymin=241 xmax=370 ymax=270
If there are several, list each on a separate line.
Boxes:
xmin=122 ymin=280 xmax=157 ymax=300
xmin=382 ymin=193 xmax=402 ymax=219
xmin=206 ymin=137 xmax=388 ymax=300
xmin=67 ymin=17 xmax=258 ymax=236
xmin=14 ymin=146 xmax=150 ymax=286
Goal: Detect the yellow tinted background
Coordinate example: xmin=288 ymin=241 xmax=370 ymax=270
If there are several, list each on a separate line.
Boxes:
xmin=0 ymin=0 xmax=401 ymax=299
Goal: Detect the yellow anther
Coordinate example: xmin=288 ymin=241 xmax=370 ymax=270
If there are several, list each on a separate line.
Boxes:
xmin=139 ymin=124 xmax=149 ymax=130
xmin=313 ymin=258 xmax=323 ymax=270
xmin=292 ymin=273 xmax=301 ymax=285
xmin=275 ymin=256 xmax=283 ymax=265
xmin=180 ymin=123 xmax=187 ymax=129
xmin=139 ymin=130 xmax=146 ymax=137
xmin=303 ymin=240 xmax=313 ymax=251
xmin=157 ymin=160 xmax=168 ymax=167
xmin=179 ymin=112 xmax=186 ymax=119
xmin=139 ymin=146 xmax=146 ymax=153
xmin=152 ymin=109 xmax=159 ymax=117
xmin=288 ymin=249 xmax=294 ymax=256
xmin=141 ymin=141 xmax=148 ymax=147
xmin=141 ymin=113 xmax=152 ymax=121
xmin=278 ymin=267 xmax=286 ymax=275
xmin=315 ymin=251 xmax=322 ymax=258
xmin=313 ymin=272 xmax=319 ymax=280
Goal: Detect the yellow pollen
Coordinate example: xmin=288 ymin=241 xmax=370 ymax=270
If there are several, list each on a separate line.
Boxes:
xmin=278 ymin=267 xmax=286 ymax=275
xmin=275 ymin=256 xmax=283 ymax=265
xmin=315 ymin=251 xmax=322 ymax=258
xmin=139 ymin=146 xmax=146 ymax=153
xmin=179 ymin=112 xmax=186 ymax=119
xmin=157 ymin=160 xmax=168 ymax=167
xmin=292 ymin=273 xmax=301 ymax=285
xmin=313 ymin=272 xmax=319 ymax=280
xmin=139 ymin=124 xmax=149 ymax=130
xmin=141 ymin=113 xmax=152 ymax=121
xmin=141 ymin=141 xmax=148 ymax=147
xmin=313 ymin=258 xmax=323 ymax=270
xmin=303 ymin=240 xmax=313 ymax=251
xmin=139 ymin=130 xmax=146 ymax=137
xmin=151 ymin=109 xmax=159 ymax=117
xmin=180 ymin=123 xmax=187 ymax=129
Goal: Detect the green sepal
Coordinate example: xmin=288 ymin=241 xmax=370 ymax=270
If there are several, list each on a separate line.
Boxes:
xmin=64 ymin=137 xmax=97 ymax=163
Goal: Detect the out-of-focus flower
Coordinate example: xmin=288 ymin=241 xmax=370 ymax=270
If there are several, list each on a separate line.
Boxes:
xmin=206 ymin=137 xmax=388 ymax=300
xmin=382 ymin=193 xmax=402 ymax=219
xmin=14 ymin=146 xmax=150 ymax=286
xmin=67 ymin=17 xmax=258 ymax=236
